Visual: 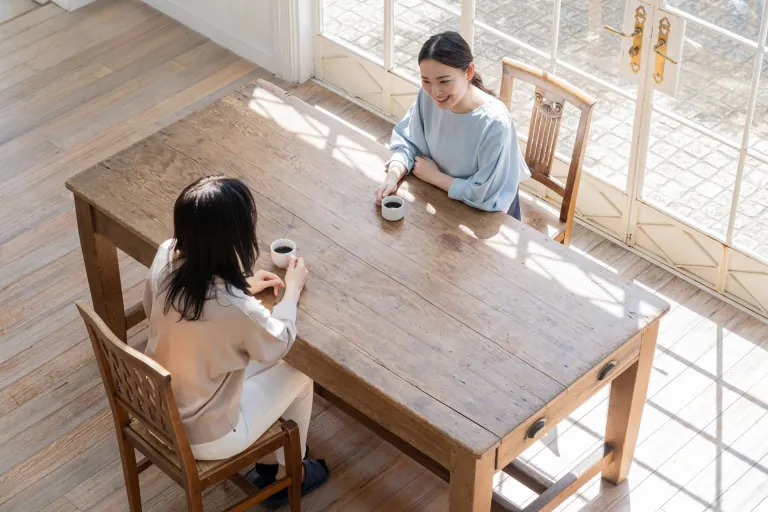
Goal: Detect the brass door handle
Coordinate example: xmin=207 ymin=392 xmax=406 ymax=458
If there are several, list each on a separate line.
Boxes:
xmin=604 ymin=25 xmax=642 ymax=38
xmin=653 ymin=40 xmax=678 ymax=64
xmin=605 ymin=6 xmax=646 ymax=74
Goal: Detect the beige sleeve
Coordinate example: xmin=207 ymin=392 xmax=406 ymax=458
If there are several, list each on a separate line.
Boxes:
xmin=239 ymin=297 xmax=298 ymax=365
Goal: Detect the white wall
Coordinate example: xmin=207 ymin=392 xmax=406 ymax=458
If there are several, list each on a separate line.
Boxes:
xmin=142 ymin=0 xmax=281 ymax=75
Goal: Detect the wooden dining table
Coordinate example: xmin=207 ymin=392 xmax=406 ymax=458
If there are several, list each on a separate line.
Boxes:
xmin=66 ymin=79 xmax=669 ymax=511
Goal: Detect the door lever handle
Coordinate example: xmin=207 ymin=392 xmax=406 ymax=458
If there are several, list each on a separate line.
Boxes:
xmin=604 ymin=26 xmax=642 ymax=38
xmin=653 ymin=40 xmax=678 ymax=64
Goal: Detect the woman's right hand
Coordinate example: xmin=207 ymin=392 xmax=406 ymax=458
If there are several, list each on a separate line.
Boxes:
xmin=376 ymin=162 xmax=406 ymax=205
xmin=375 ymin=180 xmax=398 ymax=205
xmin=284 ymin=256 xmax=309 ymax=299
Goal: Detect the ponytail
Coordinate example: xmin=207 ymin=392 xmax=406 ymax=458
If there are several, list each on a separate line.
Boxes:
xmin=470 ymin=71 xmax=495 ymax=97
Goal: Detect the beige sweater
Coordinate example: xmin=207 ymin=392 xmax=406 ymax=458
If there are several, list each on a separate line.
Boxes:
xmin=143 ymin=240 xmax=297 ymax=445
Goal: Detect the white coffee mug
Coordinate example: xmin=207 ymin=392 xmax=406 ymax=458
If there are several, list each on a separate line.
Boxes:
xmin=270 ymin=239 xmax=297 ymax=269
xmin=381 ymin=196 xmax=405 ymax=221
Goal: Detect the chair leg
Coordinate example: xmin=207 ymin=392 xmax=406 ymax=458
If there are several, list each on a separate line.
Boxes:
xmin=116 ymin=436 xmax=143 ymax=512
xmin=285 ymin=422 xmax=303 ymax=512
xmin=185 ymin=489 xmax=205 ymax=512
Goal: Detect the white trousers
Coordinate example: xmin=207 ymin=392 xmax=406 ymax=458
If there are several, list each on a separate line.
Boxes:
xmin=190 ymin=361 xmax=313 ymax=464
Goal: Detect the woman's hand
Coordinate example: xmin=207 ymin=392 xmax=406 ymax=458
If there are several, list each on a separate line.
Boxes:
xmin=248 ymin=269 xmax=285 ymax=296
xmin=375 ymin=178 xmax=398 ymax=205
xmin=283 ymin=256 xmax=309 ymax=302
xmin=412 ymin=156 xmax=442 ymax=185
xmin=376 ymin=162 xmax=406 ymax=205
xmin=413 ymin=156 xmax=454 ymax=192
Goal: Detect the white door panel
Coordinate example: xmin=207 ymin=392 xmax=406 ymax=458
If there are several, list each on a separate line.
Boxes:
xmin=634 ymin=201 xmax=722 ymax=286
xmin=725 ymin=249 xmax=768 ymax=316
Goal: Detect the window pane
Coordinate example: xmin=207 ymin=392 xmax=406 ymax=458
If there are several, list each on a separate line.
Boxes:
xmin=473 ymin=27 xmax=551 ymax=91
xmin=732 ymin=155 xmax=768 ymax=261
xmin=641 ymin=112 xmax=739 ymax=239
xmin=666 ymin=0 xmax=763 ymax=41
xmin=556 ymin=0 xmax=639 ymax=95
xmin=474 ymin=0 xmax=553 ymax=54
xmin=749 ymin=54 xmax=768 ymax=158
xmin=652 ymin=25 xmax=755 ymax=143
xmin=322 ymin=0 xmax=384 ymax=62
xmin=394 ymin=0 xmax=460 ymax=81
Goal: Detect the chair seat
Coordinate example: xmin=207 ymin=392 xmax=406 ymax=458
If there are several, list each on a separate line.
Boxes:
xmin=519 ymin=189 xmax=567 ymax=243
xmin=128 ymin=417 xmax=283 ymax=479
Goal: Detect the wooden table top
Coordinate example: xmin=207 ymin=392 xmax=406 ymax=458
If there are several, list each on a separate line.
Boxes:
xmin=66 ymin=79 xmax=669 ymax=458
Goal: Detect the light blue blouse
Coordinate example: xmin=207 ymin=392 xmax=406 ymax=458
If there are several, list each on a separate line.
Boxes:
xmin=388 ymin=88 xmax=530 ymax=212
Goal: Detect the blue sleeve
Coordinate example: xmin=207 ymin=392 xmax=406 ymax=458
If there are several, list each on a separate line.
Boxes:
xmin=447 ymin=118 xmax=515 ymax=211
xmin=387 ymin=89 xmax=429 ymax=173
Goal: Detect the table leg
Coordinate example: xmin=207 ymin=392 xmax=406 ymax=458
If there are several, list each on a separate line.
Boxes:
xmin=449 ymin=449 xmax=495 ymax=512
xmin=603 ymin=321 xmax=660 ymax=484
xmin=74 ymin=196 xmax=127 ymax=342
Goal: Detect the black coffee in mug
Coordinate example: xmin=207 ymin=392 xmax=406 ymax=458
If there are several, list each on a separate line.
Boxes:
xmin=384 ymin=202 xmax=401 ymax=209
xmin=274 ymin=246 xmax=293 ymax=254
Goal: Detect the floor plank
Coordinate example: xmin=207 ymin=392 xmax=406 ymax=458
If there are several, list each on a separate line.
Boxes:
xmin=0 ymin=407 xmax=113 ymax=505
xmin=39 ymin=497 xmax=82 ymax=512
xmin=1 ymin=435 xmax=119 ymax=512
xmin=0 ymin=0 xmax=37 ymax=25
xmin=0 ymin=2 xmax=60 ymax=43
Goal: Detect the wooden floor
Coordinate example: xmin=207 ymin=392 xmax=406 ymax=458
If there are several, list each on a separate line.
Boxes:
xmin=0 ymin=0 xmax=37 ymax=25
xmin=1 ymin=1 xmax=768 ymax=511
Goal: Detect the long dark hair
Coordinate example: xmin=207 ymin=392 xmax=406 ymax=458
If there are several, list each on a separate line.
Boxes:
xmin=418 ymin=31 xmax=494 ymax=97
xmin=162 ymin=175 xmax=259 ymax=321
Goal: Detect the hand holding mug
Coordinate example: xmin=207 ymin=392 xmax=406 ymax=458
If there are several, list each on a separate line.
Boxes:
xmin=283 ymin=256 xmax=309 ymax=301
xmin=375 ymin=162 xmax=406 ymax=205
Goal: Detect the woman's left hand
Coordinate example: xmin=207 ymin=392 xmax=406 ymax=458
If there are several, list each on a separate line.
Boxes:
xmin=412 ymin=156 xmax=442 ymax=185
xmin=248 ymin=270 xmax=285 ymax=296
xmin=413 ymin=156 xmax=454 ymax=192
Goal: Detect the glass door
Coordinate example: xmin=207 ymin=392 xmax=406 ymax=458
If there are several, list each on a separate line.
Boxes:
xmin=628 ymin=0 xmax=768 ymax=307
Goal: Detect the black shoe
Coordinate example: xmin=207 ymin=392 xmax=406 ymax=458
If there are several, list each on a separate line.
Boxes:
xmin=245 ymin=462 xmax=278 ymax=489
xmin=262 ymin=459 xmax=330 ymax=508
xmin=244 ymin=445 xmax=310 ymax=488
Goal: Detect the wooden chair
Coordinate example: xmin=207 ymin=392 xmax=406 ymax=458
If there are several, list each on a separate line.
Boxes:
xmin=499 ymin=57 xmax=597 ymax=247
xmin=75 ymin=301 xmax=303 ymax=512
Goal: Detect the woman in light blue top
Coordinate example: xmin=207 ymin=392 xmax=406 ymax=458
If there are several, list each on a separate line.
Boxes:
xmin=375 ymin=31 xmax=530 ymax=219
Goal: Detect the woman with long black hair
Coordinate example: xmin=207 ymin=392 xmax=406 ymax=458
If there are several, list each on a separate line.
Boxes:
xmin=375 ymin=31 xmax=530 ymax=219
xmin=142 ymin=175 xmax=329 ymax=506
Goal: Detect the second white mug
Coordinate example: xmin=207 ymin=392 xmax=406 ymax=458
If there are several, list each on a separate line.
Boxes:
xmin=270 ymin=239 xmax=297 ymax=268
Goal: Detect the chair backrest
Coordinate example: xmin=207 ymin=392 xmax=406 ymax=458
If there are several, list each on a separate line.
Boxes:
xmin=499 ymin=58 xmax=596 ymax=223
xmin=75 ymin=301 xmax=198 ymax=478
